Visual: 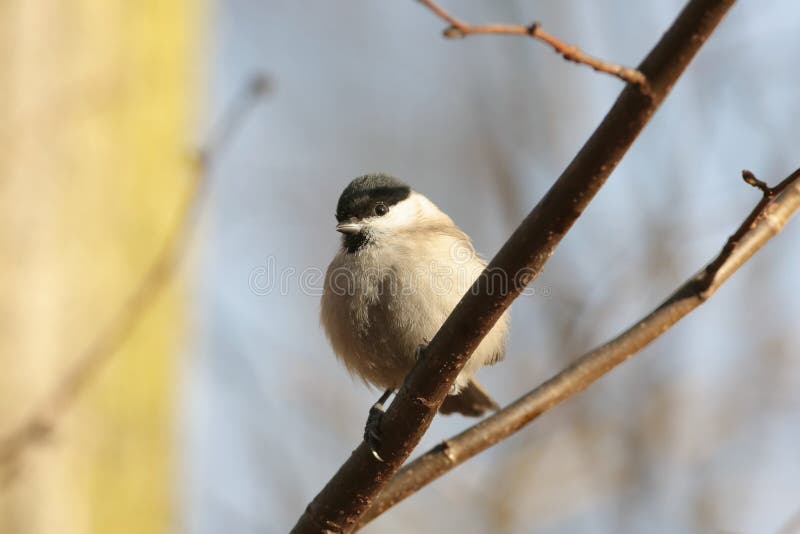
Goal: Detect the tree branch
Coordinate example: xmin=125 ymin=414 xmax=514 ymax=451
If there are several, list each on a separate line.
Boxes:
xmin=417 ymin=0 xmax=649 ymax=88
xmin=699 ymin=169 xmax=800 ymax=290
xmin=0 ymin=75 xmax=270 ymax=481
xmin=292 ymin=1 xmax=735 ymax=531
xmin=359 ymin=167 xmax=800 ymax=527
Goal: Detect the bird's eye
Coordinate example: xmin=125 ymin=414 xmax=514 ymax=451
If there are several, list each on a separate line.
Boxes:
xmin=374 ymin=203 xmax=388 ymax=216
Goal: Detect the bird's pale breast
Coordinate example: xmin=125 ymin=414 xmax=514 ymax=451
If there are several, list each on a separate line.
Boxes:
xmin=321 ymin=231 xmax=507 ymax=391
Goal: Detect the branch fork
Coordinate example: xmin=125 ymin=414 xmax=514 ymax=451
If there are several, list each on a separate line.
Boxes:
xmin=699 ymin=168 xmax=800 ymax=294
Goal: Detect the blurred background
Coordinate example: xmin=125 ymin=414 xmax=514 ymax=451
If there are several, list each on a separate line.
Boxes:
xmin=1 ymin=1 xmax=799 ymax=533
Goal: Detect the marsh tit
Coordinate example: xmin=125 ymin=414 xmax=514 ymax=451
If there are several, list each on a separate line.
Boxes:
xmin=321 ymin=173 xmax=509 ymax=457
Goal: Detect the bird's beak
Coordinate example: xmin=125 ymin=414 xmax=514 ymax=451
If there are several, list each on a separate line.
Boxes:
xmin=336 ymin=221 xmax=362 ymax=234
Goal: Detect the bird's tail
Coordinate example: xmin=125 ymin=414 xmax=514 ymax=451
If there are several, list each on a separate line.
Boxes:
xmin=439 ymin=379 xmax=499 ymax=417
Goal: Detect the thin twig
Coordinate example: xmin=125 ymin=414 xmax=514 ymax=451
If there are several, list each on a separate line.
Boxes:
xmin=417 ymin=0 xmax=649 ymax=90
xmin=292 ymin=1 xmax=735 ymax=532
xmin=358 ymin=167 xmax=800 ymax=527
xmin=0 ymin=75 xmax=270 ymax=480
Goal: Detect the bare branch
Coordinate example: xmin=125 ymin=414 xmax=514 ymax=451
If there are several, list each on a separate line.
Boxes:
xmin=292 ymin=1 xmax=735 ymax=532
xmin=699 ymin=168 xmax=800 ymax=290
xmin=0 ymin=75 xmax=270 ymax=480
xmin=417 ymin=0 xmax=649 ymax=89
xmin=359 ymin=167 xmax=800 ymax=527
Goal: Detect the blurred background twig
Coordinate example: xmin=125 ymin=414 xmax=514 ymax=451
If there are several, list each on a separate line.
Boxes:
xmin=0 ymin=75 xmax=269 ymax=481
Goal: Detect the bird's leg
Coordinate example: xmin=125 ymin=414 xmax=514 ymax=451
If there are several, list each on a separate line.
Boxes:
xmin=365 ymin=343 xmax=428 ymax=460
xmin=415 ymin=340 xmax=429 ymax=362
xmin=364 ymin=388 xmax=393 ymax=461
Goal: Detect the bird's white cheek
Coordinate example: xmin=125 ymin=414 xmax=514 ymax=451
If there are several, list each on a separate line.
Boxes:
xmin=372 ymin=202 xmax=420 ymax=233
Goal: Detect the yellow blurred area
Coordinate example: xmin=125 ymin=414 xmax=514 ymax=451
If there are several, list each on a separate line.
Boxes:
xmin=0 ymin=1 xmax=200 ymax=533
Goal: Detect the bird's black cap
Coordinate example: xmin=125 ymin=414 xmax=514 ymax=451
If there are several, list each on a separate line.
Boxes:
xmin=335 ymin=173 xmax=411 ymax=222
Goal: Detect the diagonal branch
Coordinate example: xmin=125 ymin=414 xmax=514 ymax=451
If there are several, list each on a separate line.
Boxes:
xmin=417 ymin=0 xmax=648 ymax=88
xmin=292 ymin=1 xmax=735 ymax=532
xmin=0 ymin=75 xmax=270 ymax=480
xmin=359 ymin=167 xmax=800 ymax=527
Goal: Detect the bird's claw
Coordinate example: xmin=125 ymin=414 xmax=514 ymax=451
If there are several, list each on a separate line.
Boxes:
xmin=364 ymin=402 xmax=385 ymax=461
xmin=364 ymin=389 xmax=392 ymax=461
xmin=363 ymin=344 xmax=427 ymax=460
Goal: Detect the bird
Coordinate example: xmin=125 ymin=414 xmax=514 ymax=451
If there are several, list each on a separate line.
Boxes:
xmin=320 ymin=173 xmax=509 ymax=457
